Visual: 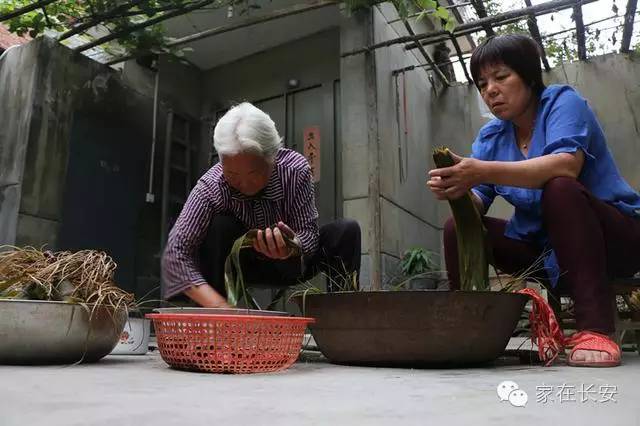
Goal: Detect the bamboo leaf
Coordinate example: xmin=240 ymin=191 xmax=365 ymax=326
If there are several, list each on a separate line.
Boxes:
xmin=224 ymin=229 xmax=301 ymax=309
xmin=432 ymin=147 xmax=489 ymax=291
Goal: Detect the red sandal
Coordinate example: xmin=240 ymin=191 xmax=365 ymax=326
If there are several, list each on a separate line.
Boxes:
xmin=516 ymin=289 xmax=622 ymax=367
xmin=565 ymin=331 xmax=621 ymax=368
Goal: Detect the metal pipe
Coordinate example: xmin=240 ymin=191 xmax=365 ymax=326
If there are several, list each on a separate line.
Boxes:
xmin=386 ymin=2 xmax=473 ymax=24
xmin=449 ymin=35 xmax=473 ymax=83
xmin=409 ymin=6 xmax=622 ymax=50
xmin=470 ymin=0 xmax=496 ymax=36
xmin=342 ymin=0 xmax=597 ymax=58
xmin=161 ymin=110 xmax=174 ymax=249
xmin=621 ymin=0 xmax=638 ymax=52
xmin=574 ymin=1 xmax=587 ymax=60
xmin=523 ymin=0 xmax=551 ymax=71
xmin=402 ymin=20 xmax=451 ymax=86
xmin=146 ymin=70 xmax=160 ymax=203
xmin=394 ymin=74 xmax=405 ymax=182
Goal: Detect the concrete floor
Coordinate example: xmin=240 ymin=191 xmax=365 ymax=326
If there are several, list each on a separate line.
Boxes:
xmin=1 ymin=348 xmax=639 ymax=426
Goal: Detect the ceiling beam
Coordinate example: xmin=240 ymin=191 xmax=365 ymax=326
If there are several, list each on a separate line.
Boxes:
xmin=621 ymin=0 xmax=638 ymax=52
xmin=449 ymin=34 xmax=473 ymax=83
xmin=524 ymin=0 xmax=551 ymax=71
xmin=573 ymin=1 xmax=587 ymax=60
xmin=342 ymin=0 xmax=597 ymax=58
xmin=470 ymin=0 xmax=496 ymax=36
xmin=402 ymin=20 xmax=451 ymax=86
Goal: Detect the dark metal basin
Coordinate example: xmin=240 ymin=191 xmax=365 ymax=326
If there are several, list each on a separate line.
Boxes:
xmin=0 ymin=300 xmax=127 ymax=365
xmin=297 ymin=291 xmax=527 ymax=366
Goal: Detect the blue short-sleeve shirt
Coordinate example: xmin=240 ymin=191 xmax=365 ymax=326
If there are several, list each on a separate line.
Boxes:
xmin=471 ymin=84 xmax=640 ymax=285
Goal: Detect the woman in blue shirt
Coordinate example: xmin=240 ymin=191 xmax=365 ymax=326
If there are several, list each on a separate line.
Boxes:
xmin=428 ymin=34 xmax=640 ymax=367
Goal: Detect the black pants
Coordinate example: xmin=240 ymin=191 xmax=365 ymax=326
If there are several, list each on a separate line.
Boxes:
xmin=198 ymin=215 xmax=361 ymax=296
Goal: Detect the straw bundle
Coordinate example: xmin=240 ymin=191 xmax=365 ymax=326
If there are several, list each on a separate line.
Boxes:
xmin=0 ymin=246 xmax=134 ymax=310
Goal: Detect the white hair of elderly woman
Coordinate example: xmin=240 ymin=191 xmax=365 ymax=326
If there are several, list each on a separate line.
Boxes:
xmin=213 ymin=102 xmax=282 ymax=161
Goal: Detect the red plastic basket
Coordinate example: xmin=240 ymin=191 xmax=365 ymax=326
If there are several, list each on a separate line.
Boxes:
xmin=146 ymin=313 xmax=315 ymax=374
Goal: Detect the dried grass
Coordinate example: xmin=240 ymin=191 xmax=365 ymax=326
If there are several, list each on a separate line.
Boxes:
xmin=0 ymin=246 xmax=135 ymax=313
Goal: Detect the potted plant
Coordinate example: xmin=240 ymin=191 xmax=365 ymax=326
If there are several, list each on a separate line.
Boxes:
xmin=397 ymin=247 xmax=440 ymax=290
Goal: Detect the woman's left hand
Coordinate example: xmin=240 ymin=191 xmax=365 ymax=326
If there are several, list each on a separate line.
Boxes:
xmin=427 ymin=151 xmax=483 ymax=200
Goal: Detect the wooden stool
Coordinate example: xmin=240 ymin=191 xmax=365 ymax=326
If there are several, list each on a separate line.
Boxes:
xmin=552 ymin=277 xmax=640 ymax=354
xmin=611 ymin=278 xmax=640 ymax=353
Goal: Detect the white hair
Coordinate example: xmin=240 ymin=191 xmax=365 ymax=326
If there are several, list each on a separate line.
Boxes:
xmin=213 ymin=102 xmax=282 ymax=161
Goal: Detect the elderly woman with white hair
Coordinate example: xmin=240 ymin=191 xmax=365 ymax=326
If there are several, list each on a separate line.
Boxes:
xmin=162 ymin=102 xmax=361 ymax=307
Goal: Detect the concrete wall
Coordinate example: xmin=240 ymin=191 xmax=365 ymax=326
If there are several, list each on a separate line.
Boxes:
xmin=200 ymin=30 xmax=340 ymax=113
xmin=340 ymin=5 xmax=441 ymax=288
xmin=122 ymin=57 xmax=203 ymax=121
xmin=0 ymin=41 xmax=39 ymax=245
xmin=0 ymin=37 xmax=92 ymax=249
xmin=373 ymin=5 xmax=443 ymax=286
xmin=340 ymin=9 xmax=378 ymax=288
xmin=0 ymin=37 xmax=181 ymax=297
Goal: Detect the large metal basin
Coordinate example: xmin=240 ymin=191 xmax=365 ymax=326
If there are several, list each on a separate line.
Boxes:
xmin=297 ymin=291 xmax=527 ymax=366
xmin=0 ymin=299 xmax=127 ymax=365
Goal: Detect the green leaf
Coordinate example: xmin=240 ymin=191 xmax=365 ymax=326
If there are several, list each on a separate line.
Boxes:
xmin=416 ymin=0 xmax=437 ymax=10
xmin=445 ymin=19 xmax=456 ymax=33
xmin=435 ymin=6 xmax=449 ymax=20
xmin=395 ymin=0 xmax=409 ymax=19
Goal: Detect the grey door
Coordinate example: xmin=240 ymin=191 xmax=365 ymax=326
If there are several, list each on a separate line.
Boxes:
xmin=286 ymin=84 xmax=337 ymax=225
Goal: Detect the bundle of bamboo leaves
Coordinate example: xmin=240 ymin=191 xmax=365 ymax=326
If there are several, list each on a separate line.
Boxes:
xmin=433 ymin=147 xmax=490 ymax=291
xmin=0 ymin=246 xmax=134 ymax=310
xmin=224 ymin=229 xmax=302 ymax=308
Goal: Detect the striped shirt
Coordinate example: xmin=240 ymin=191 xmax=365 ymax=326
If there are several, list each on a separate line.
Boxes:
xmin=162 ymin=148 xmax=319 ymax=298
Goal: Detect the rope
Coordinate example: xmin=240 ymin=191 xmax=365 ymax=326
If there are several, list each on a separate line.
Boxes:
xmin=518 ymin=288 xmax=566 ymax=366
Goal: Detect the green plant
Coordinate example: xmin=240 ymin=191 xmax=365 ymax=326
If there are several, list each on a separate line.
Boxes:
xmin=344 ymin=0 xmax=455 ymax=33
xmin=400 ymin=247 xmax=438 ymax=277
xmin=224 ymin=228 xmax=301 ymax=309
xmin=0 ymin=0 xmax=249 ymax=60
